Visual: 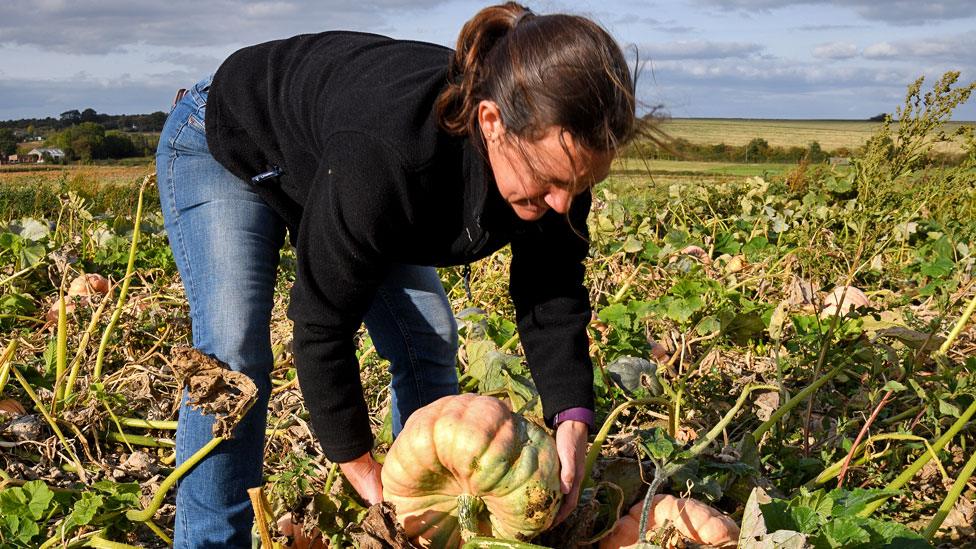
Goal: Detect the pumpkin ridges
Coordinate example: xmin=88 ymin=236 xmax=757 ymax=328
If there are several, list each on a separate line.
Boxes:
xmin=382 ymin=394 xmax=563 ymax=547
xmin=600 ymin=494 xmax=739 ymax=548
xmin=433 ymin=395 xmax=516 ymax=493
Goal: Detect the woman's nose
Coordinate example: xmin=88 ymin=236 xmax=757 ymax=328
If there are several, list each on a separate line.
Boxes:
xmin=544 ymin=187 xmax=573 ymax=214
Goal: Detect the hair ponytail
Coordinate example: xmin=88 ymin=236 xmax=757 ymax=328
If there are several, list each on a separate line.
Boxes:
xmin=436 ymin=2 xmax=530 ymax=136
xmin=436 ymin=3 xmax=636 ymax=156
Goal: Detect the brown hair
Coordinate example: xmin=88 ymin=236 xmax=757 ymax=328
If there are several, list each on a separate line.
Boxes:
xmin=436 ymin=2 xmax=636 ymax=159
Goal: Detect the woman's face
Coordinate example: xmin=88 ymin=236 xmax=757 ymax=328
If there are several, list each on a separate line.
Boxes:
xmin=479 ymin=101 xmax=614 ymax=221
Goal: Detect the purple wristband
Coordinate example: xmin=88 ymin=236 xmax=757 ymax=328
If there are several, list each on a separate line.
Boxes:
xmin=553 ymin=407 xmax=594 ymax=430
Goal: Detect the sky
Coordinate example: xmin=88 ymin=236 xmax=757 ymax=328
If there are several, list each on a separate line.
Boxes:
xmin=1 ymin=0 xmax=974 ymax=121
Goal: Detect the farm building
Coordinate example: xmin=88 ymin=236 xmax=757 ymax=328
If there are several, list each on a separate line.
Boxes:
xmin=26 ymin=147 xmax=65 ymax=163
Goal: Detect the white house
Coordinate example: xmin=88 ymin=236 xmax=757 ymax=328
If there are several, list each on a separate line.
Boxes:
xmin=26 ymin=147 xmax=66 ymax=163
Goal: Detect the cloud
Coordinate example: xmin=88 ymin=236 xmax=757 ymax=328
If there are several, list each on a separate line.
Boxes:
xmin=812 ymin=42 xmax=858 ymax=60
xmin=693 ymin=0 xmax=976 ymax=25
xmin=863 ymin=42 xmax=899 ymax=59
xmin=862 ymin=32 xmax=976 ymax=63
xmin=0 ymin=0 xmax=451 ymax=54
xmin=794 ymin=23 xmax=863 ymax=31
xmin=639 ymin=40 xmax=764 ymax=60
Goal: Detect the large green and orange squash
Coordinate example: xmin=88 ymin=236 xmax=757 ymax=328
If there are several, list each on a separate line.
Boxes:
xmin=381 ymin=393 xmax=562 ymax=548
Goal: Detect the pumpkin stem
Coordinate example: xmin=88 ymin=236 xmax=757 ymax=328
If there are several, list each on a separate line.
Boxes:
xmin=457 ymin=493 xmax=486 ymax=542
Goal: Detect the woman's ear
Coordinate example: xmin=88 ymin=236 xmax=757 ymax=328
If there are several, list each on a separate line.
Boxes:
xmin=477 ymin=100 xmax=505 ymax=145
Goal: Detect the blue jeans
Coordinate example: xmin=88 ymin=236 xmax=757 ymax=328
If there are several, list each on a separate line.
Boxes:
xmin=156 ymin=76 xmax=459 ymax=548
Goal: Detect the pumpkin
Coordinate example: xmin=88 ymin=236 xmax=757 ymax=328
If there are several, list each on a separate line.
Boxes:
xmin=381 ymin=393 xmax=562 ymax=548
xmin=820 ymin=285 xmax=870 ymax=318
xmin=68 ymin=273 xmax=110 ymax=298
xmin=679 ymin=245 xmax=712 ymax=265
xmin=599 ymin=494 xmax=739 ymax=549
xmin=607 ymin=356 xmax=663 ymax=396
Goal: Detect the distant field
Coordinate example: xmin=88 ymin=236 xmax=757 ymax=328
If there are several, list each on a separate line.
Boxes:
xmin=0 ymin=163 xmax=152 ymax=186
xmin=612 ymin=157 xmax=796 ymax=177
xmin=656 ymin=118 xmax=970 ymax=153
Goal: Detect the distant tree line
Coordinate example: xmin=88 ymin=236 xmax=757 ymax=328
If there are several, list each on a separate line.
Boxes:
xmin=626 ymin=136 xmax=842 ymax=164
xmin=0 ymin=108 xmax=168 ymax=134
xmin=0 ymin=107 xmax=166 ymax=162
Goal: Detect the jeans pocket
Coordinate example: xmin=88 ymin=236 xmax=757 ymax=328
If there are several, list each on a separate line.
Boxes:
xmin=164 ymin=101 xmax=208 ymax=155
xmin=187 ymin=111 xmax=206 ymax=133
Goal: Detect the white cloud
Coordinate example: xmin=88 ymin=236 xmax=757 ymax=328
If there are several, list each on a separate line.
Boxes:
xmin=694 ymin=0 xmax=976 ymax=25
xmin=812 ymin=42 xmax=858 ymax=60
xmin=0 ymin=0 xmax=450 ymax=54
xmin=863 ymin=42 xmax=899 ymax=59
xmin=640 ymin=39 xmax=764 ymax=60
xmin=862 ymin=33 xmax=976 ymax=63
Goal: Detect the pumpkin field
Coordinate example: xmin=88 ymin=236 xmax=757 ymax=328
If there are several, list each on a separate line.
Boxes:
xmin=1 ymin=74 xmax=975 ymax=548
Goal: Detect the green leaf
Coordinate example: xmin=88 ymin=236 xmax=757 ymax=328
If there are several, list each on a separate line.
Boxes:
xmin=830 ymin=488 xmax=902 ymax=517
xmin=61 ymin=492 xmax=104 ymax=535
xmin=621 ymin=236 xmax=643 ymax=254
xmin=760 ymin=500 xmax=799 ymax=532
xmin=820 ymin=516 xmax=870 ymax=546
xmin=696 ymin=315 xmax=721 ymax=335
xmin=795 ymin=488 xmax=834 ymax=519
xmin=598 ymin=303 xmax=631 ymax=330
xmin=664 ymin=229 xmax=690 ymax=248
xmin=919 ymin=256 xmax=954 ymax=278
xmin=22 ymin=481 xmax=55 ymax=521
xmin=882 ymin=380 xmax=907 ymax=393
xmin=665 ymin=295 xmax=702 ymax=324
xmin=0 ymin=292 xmax=37 ymax=316
xmin=861 ymin=518 xmax=929 ymax=546
xmin=641 ymin=241 xmax=662 ymax=262
xmin=742 ymin=236 xmax=770 ymax=260
xmin=939 ymin=399 xmax=961 ymax=417
xmin=714 ymin=232 xmax=741 ymax=255
xmin=11 ymin=218 xmax=51 ymax=241
xmin=788 ymin=506 xmax=821 ymax=534
xmin=824 ymin=176 xmax=853 ymax=194
xmin=18 ymin=243 xmax=46 ymax=268
xmin=639 ymin=428 xmax=676 ymax=462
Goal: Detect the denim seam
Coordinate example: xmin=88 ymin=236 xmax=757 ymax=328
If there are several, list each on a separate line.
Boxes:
xmin=164 ymin=121 xmax=197 ymax=549
xmin=165 ymin=120 xmax=201 ymax=333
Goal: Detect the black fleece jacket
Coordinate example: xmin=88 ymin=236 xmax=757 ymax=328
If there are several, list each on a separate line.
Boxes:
xmin=205 ymin=31 xmax=594 ymax=462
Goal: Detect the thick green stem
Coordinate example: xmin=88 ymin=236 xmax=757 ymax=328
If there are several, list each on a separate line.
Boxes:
xmin=126 ymin=436 xmax=223 ymax=522
xmin=54 ymin=275 xmax=68 ymax=406
xmin=583 ymin=397 xmax=670 ymax=484
xmin=0 ymin=313 xmax=45 ymax=324
xmin=457 ymin=493 xmax=486 ymax=542
xmin=881 ymin=404 xmax=924 ymax=426
xmin=86 ymin=536 xmax=141 ymax=549
xmin=64 ymin=287 xmax=113 ymax=401
xmin=93 ymin=175 xmax=150 ymax=381
xmin=859 ymin=399 xmax=976 ymax=518
xmin=0 ymin=339 xmax=18 ymax=395
xmin=685 ymin=384 xmax=778 ymax=461
xmin=143 ymin=520 xmax=173 ymax=545
xmin=461 ymin=538 xmax=551 ymax=549
xmin=118 ymin=418 xmax=178 ymax=430
xmin=923 ymin=448 xmax=976 ymax=539
xmin=753 ymin=362 xmax=847 ymax=439
xmin=804 ymin=434 xmax=925 ymax=489
xmin=937 ymin=291 xmax=976 ymax=356
xmin=104 ymin=431 xmax=175 ymax=448
xmin=10 ymin=363 xmax=86 ymax=482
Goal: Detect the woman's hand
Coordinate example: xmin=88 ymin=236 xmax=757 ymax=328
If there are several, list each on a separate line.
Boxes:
xmin=339 ymin=451 xmax=384 ymax=505
xmin=553 ymin=420 xmax=589 ymax=525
